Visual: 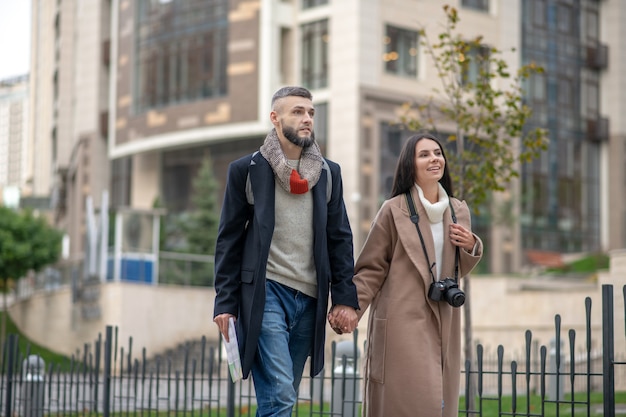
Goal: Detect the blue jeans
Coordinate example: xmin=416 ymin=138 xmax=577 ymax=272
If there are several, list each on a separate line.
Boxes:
xmin=251 ymin=279 xmax=316 ymax=417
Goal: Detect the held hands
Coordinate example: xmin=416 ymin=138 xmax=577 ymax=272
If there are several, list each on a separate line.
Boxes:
xmin=216 ymin=306 xmax=358 ymax=339
xmin=327 ymin=305 xmax=358 ymax=335
xmin=213 ymin=313 xmax=236 ymax=342
xmin=449 ymin=224 xmax=476 ymax=252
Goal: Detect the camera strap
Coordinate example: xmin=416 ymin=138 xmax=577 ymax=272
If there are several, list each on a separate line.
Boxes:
xmin=404 ymin=191 xmax=460 ymax=283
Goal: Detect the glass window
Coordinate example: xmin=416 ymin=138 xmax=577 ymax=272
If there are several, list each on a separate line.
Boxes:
xmin=585 ymin=81 xmax=599 ymax=116
xmin=557 ymin=4 xmax=574 ymax=34
xmin=584 ymin=9 xmax=598 ymax=41
xmin=461 ymin=0 xmax=489 ymax=12
xmin=302 ymin=0 xmax=328 ymax=9
xmin=111 ymin=157 xmax=132 ymax=208
xmin=134 ymin=0 xmax=228 ymax=112
xmin=557 ymin=78 xmax=573 ymax=109
xmin=384 ymin=25 xmax=418 ymax=78
xmin=461 ymin=45 xmax=490 ymax=86
xmin=530 ymin=71 xmax=546 ymax=102
xmin=533 ymin=0 xmax=546 ymax=27
xmin=301 ymin=20 xmax=329 ymax=89
xmin=279 ymin=28 xmax=293 ymax=85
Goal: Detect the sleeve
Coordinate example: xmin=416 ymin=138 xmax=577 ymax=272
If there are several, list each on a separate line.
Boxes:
xmin=325 ymin=161 xmax=359 ymax=310
xmin=352 ymin=202 xmax=395 ymax=320
xmin=453 ymin=199 xmax=483 ymax=277
xmin=213 ymin=159 xmax=251 ymax=318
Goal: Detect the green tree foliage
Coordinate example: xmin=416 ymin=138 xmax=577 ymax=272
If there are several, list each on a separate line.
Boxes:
xmin=401 ymin=5 xmax=548 ymax=209
xmin=0 ymin=206 xmax=62 ymax=285
xmin=161 ymin=157 xmax=221 ymax=287
xmin=0 ymin=206 xmax=63 ymax=356
xmin=184 ymin=157 xmax=220 ymax=255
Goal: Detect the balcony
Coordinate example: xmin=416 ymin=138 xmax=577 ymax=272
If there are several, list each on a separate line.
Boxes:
xmin=586 ymin=116 xmax=609 ymax=143
xmin=586 ymin=42 xmax=608 ymax=70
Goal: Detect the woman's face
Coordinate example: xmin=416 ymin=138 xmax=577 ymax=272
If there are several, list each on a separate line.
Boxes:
xmin=414 ymin=138 xmax=445 ymax=187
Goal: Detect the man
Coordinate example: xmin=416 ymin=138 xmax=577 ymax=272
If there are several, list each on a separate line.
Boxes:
xmin=213 ymin=86 xmax=359 ymax=417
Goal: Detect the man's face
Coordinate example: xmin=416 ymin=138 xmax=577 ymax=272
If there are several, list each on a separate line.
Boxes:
xmin=271 ymin=96 xmax=316 ymax=148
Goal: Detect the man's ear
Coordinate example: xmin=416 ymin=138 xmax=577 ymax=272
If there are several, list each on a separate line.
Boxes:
xmin=270 ymin=111 xmax=279 ymax=125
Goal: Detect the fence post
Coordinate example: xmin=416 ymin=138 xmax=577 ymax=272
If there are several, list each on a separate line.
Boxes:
xmin=103 ymin=325 xmax=113 ymax=417
xmin=227 ymin=378 xmax=235 ymax=417
xmin=547 ymin=337 xmax=563 ymax=401
xmin=332 ymin=340 xmax=361 ymax=417
xmin=4 ymin=334 xmax=17 ymax=417
xmin=602 ymin=284 xmax=615 ymax=417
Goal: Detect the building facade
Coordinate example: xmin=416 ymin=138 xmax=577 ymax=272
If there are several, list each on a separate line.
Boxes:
xmin=0 ymin=75 xmax=29 ymax=205
xmin=28 ymin=0 xmax=624 ymax=273
xmin=29 ymin=0 xmax=111 ymax=262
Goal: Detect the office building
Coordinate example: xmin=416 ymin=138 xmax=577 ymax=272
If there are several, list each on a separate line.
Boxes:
xmin=0 ymin=75 xmax=29 ymax=205
xmin=29 ymin=0 xmax=111 ymax=261
xmin=31 ymin=0 xmax=624 ymax=272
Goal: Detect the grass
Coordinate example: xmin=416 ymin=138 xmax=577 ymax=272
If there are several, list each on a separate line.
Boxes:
xmin=545 ymin=253 xmax=609 ymax=275
xmin=68 ymin=392 xmax=625 ymax=417
xmin=0 ymin=311 xmax=73 ymax=371
xmin=459 ymin=391 xmax=626 ymax=417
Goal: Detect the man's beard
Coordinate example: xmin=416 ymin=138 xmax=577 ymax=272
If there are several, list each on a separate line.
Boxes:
xmin=282 ymin=126 xmax=315 ymax=148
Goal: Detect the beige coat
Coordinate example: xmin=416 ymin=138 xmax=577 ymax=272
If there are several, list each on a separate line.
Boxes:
xmin=354 ymin=189 xmax=482 ymax=417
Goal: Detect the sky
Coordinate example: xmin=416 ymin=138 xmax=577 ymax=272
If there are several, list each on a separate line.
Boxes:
xmin=0 ymin=1 xmax=31 ymax=80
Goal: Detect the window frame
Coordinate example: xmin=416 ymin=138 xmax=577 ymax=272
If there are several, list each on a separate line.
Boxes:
xmin=301 ymin=19 xmax=329 ymax=90
xmin=461 ymin=0 xmax=489 ymax=13
xmin=461 ymin=44 xmax=490 ymax=87
xmin=302 ymin=0 xmax=328 ymax=10
xmin=383 ymin=24 xmax=419 ymax=79
xmin=133 ymin=0 xmax=229 ymax=113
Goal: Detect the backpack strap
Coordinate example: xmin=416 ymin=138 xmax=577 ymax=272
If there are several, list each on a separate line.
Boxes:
xmin=245 ymin=152 xmax=259 ymax=205
xmin=321 ymin=159 xmax=332 ymax=203
xmin=246 ymin=152 xmax=332 ymax=204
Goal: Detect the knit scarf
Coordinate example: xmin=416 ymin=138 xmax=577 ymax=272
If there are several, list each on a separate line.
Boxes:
xmin=259 ymin=128 xmax=323 ymax=194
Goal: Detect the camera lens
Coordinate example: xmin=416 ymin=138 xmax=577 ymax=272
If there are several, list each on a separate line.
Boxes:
xmin=446 ymin=288 xmax=465 ymax=307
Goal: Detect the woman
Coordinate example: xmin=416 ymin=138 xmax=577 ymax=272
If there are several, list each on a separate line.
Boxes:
xmin=353 ymin=133 xmax=482 ymax=416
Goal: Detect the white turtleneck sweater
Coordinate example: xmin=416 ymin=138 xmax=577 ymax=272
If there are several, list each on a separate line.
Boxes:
xmin=416 ymin=183 xmax=449 ymax=280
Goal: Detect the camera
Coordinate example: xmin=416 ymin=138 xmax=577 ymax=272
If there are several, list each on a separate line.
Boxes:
xmin=428 ymin=278 xmax=465 ymax=307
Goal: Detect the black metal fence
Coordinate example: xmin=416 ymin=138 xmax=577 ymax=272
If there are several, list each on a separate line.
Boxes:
xmin=1 ymin=284 xmax=624 ymax=417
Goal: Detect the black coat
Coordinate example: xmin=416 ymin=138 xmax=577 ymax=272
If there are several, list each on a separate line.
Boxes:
xmin=213 ymin=151 xmax=359 ymax=378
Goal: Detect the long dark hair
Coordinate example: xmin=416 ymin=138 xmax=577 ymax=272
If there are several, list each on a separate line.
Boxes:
xmin=389 ymin=133 xmax=454 ymax=198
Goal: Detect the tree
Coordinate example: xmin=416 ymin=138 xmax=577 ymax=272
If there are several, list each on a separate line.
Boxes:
xmin=177 ymin=156 xmax=220 ymax=286
xmin=185 ymin=156 xmax=220 ymax=255
xmin=399 ymin=4 xmax=549 ymax=404
xmin=0 ymin=206 xmax=63 ymax=356
xmin=402 ymin=5 xmax=548 ymax=207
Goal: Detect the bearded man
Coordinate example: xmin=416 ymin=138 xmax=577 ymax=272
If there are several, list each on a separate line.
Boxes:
xmin=213 ymin=86 xmax=359 ymax=417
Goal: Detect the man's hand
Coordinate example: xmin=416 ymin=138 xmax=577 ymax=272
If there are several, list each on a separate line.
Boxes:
xmin=327 ymin=305 xmax=358 ymax=334
xmin=213 ymin=313 xmax=236 ymax=342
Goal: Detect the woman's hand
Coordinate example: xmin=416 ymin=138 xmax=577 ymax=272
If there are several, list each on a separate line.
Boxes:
xmin=449 ymin=224 xmax=476 ymax=252
xmin=328 ymin=305 xmax=358 ymax=334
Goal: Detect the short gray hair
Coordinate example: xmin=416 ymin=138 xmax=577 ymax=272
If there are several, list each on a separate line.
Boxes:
xmin=271 ymin=86 xmax=313 ymax=108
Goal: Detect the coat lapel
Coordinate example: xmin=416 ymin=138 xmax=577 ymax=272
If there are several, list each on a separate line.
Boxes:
xmin=392 ymin=189 xmax=437 ymax=294
xmin=391 ymin=188 xmax=458 ymax=322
